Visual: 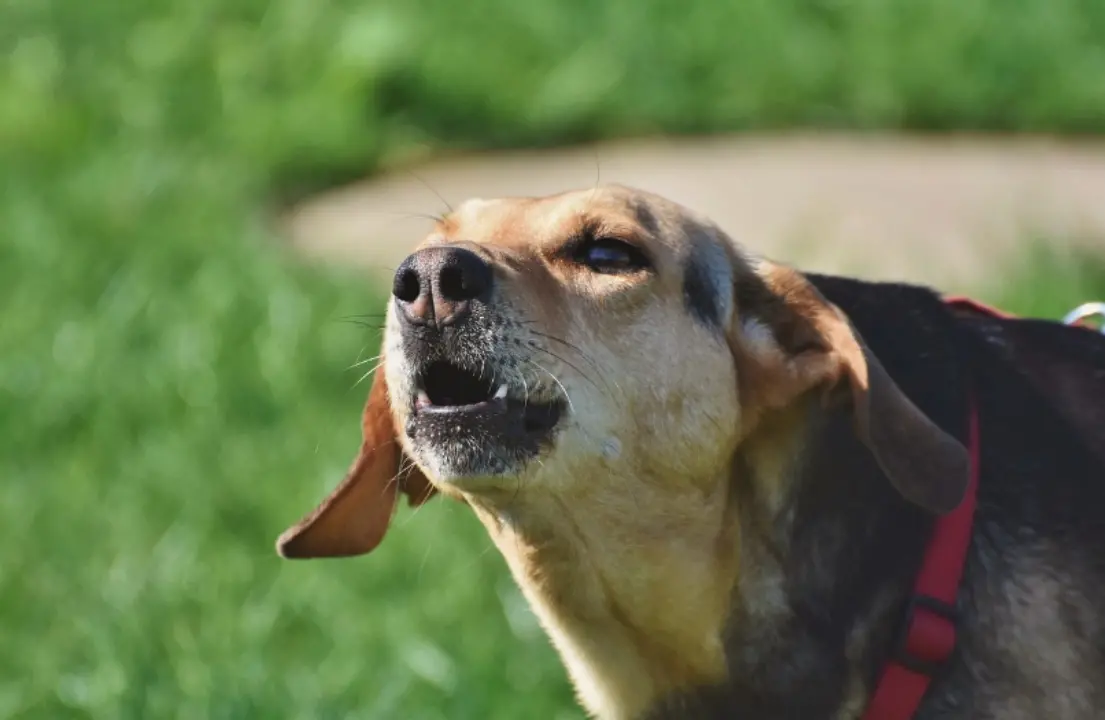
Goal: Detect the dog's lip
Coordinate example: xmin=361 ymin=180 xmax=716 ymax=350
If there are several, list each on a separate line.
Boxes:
xmin=407 ymin=358 xmax=566 ymax=441
xmin=411 ymin=382 xmax=566 ymax=436
xmin=415 ymin=383 xmax=509 ymax=414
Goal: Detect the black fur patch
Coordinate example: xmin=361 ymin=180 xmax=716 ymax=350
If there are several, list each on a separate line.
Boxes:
xmin=632 ymin=200 xmax=660 ymax=236
xmin=680 ymin=219 xmax=728 ymax=330
xmin=683 ymin=258 xmax=722 ymax=329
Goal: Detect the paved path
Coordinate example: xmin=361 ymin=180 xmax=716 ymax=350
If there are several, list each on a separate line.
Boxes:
xmin=284 ymin=134 xmax=1105 ymax=294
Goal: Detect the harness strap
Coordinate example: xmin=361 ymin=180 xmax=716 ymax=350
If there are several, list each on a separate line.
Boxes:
xmin=860 ymin=400 xmax=980 ymax=720
xmin=862 ymin=294 xmax=1101 ymax=719
xmin=942 ymin=296 xmax=1013 ymax=319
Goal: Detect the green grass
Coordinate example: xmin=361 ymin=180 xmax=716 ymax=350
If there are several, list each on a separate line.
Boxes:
xmin=4 ymin=0 xmax=1105 ymax=717
xmin=8 ymin=0 xmax=1105 ymax=201
xmin=983 ymin=243 xmax=1105 ymax=321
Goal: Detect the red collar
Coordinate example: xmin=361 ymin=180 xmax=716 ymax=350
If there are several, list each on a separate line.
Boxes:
xmin=861 ymin=296 xmax=989 ymax=720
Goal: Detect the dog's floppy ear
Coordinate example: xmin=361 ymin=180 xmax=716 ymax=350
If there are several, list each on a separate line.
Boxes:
xmin=276 ymin=359 xmax=436 ymax=559
xmin=729 ymin=258 xmax=969 ymax=515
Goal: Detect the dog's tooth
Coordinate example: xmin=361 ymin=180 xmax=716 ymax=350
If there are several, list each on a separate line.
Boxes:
xmin=416 ymin=390 xmax=431 ymax=409
xmin=493 ymin=384 xmax=509 ymax=400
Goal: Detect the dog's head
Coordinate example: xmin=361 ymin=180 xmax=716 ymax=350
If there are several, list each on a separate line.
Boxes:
xmin=277 ymin=185 xmax=968 ymax=560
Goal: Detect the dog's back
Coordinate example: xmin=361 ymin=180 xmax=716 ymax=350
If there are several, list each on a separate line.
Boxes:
xmin=817 ymin=277 xmax=1105 ymax=719
xmin=956 ymin=308 xmax=1105 ymax=464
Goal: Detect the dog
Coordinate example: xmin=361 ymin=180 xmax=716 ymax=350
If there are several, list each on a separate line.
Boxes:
xmin=277 ymin=185 xmax=1105 ymax=719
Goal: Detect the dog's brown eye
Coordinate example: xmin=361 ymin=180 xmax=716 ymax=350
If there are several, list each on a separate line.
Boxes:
xmin=574 ymin=238 xmax=650 ymax=274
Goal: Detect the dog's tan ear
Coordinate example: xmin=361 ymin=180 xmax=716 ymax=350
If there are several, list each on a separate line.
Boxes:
xmin=730 ymin=259 xmax=969 ymax=514
xmin=276 ymin=364 xmax=436 ymax=559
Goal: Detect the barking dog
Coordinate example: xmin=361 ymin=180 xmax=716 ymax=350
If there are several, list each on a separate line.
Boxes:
xmin=278 ymin=186 xmax=1105 ymax=720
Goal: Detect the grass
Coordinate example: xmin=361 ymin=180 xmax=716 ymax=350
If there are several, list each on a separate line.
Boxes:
xmin=3 ymin=0 xmax=1105 ymax=717
xmin=8 ymin=0 xmax=1105 ymax=201
xmin=983 ymin=243 xmax=1105 ymax=321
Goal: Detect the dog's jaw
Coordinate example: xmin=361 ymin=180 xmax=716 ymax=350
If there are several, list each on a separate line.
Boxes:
xmin=384 ymin=304 xmax=570 ymax=489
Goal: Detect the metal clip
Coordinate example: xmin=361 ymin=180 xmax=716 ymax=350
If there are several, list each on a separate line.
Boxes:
xmin=1062 ymin=302 xmax=1105 ymax=334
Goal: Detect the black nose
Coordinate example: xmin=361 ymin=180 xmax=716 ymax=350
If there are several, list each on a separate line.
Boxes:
xmin=392 ymin=245 xmax=494 ymax=327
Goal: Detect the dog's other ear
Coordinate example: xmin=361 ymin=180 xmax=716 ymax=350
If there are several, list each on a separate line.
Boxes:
xmin=729 ymin=259 xmax=969 ymax=515
xmin=276 ymin=359 xmax=435 ymax=559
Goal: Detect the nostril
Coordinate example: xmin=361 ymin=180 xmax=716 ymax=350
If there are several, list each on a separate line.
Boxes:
xmin=393 ymin=267 xmax=421 ymax=303
xmin=438 ymin=250 xmax=492 ymax=302
xmin=437 ymin=264 xmax=468 ymax=302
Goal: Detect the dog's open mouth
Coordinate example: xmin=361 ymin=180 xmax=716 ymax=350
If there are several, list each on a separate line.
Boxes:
xmin=414 ymin=361 xmax=564 ymax=434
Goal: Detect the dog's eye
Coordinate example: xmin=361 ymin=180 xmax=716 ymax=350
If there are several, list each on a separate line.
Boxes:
xmin=574 ymin=238 xmax=650 ymax=274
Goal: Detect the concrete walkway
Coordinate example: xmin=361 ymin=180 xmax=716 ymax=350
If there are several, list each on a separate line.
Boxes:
xmin=284 ymin=134 xmax=1105 ymax=294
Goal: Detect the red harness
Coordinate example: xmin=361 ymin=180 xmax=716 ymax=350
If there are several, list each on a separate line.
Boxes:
xmin=861 ymin=296 xmax=1103 ymax=718
xmin=856 ymin=295 xmax=1105 ymax=718
xmin=860 ymin=397 xmax=979 ymax=720
xmin=860 ymin=297 xmax=995 ymax=720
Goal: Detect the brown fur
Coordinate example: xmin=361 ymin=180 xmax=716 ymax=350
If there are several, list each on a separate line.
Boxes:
xmin=277 ymin=185 xmax=1105 ymax=720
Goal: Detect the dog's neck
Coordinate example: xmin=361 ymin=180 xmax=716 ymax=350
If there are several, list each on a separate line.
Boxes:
xmin=466 ymin=470 xmax=743 ymax=720
xmin=462 ymin=407 xmax=816 ymax=720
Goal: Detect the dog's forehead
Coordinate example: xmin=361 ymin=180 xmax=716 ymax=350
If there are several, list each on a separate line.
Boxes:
xmin=430 ymin=186 xmax=700 ymax=258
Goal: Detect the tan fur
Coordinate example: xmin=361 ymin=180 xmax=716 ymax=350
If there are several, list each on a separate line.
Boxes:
xmin=405 ymin=189 xmax=747 ymax=718
xmin=278 ymin=185 xmax=968 ymax=719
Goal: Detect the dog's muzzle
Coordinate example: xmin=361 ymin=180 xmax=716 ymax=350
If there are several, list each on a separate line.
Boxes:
xmin=389 ymin=246 xmax=566 ymax=480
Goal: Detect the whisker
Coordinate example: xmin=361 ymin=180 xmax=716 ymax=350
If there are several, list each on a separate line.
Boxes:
xmin=405 ymin=169 xmax=453 ymax=216
xmin=399 ymin=460 xmax=437 ymax=526
xmin=444 ymin=530 xmax=500 ymax=585
xmin=340 ymin=313 xmax=389 ymax=320
xmin=528 ymin=342 xmax=624 ymax=404
xmin=526 ymin=330 xmax=619 ymax=395
xmin=518 ymin=367 xmax=530 ymax=410
xmin=528 ymin=344 xmax=598 ymax=390
xmin=353 ymin=360 xmax=384 ymax=388
xmin=408 ymin=479 xmax=441 ymax=586
xmin=347 ymin=353 xmax=382 ymax=370
xmin=339 ymin=319 xmax=387 ymax=331
xmin=380 ymin=469 xmax=401 ymax=498
xmin=505 ymin=366 xmax=534 ymax=509
xmin=587 ymin=145 xmax=602 ymax=205
xmin=352 ymin=343 xmax=370 ymax=368
xmin=355 ymin=208 xmax=443 ymax=224
xmin=524 ymin=359 xmax=576 ymax=416
xmin=416 ymin=537 xmax=435 ymax=586
xmin=524 ymin=330 xmax=591 ymax=359
xmin=514 ymin=323 xmax=600 ymax=369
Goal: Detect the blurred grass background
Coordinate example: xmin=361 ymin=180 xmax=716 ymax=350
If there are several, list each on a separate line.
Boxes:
xmin=3 ymin=0 xmax=1105 ymax=718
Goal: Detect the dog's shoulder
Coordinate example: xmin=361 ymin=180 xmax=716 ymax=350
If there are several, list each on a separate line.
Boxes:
xmin=716 ymin=273 xmax=1105 ymax=719
xmin=810 ymin=271 xmax=1105 ymax=474
xmin=955 ymin=309 xmax=1105 ymax=465
xmin=815 ymin=274 xmax=1105 ymax=719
